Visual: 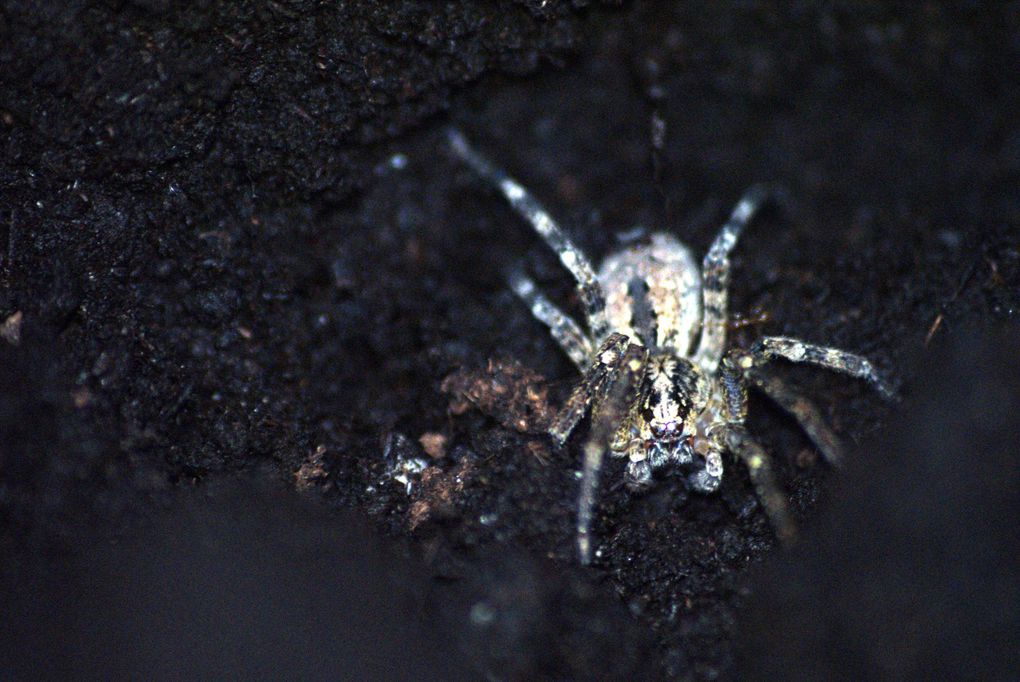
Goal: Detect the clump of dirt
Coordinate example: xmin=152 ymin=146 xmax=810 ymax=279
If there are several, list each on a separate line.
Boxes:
xmin=408 ymin=458 xmax=474 ymax=531
xmin=442 ymin=357 xmax=555 ymax=434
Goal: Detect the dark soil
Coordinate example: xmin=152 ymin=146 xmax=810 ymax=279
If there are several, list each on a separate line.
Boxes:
xmin=2 ymin=2 xmax=1018 ymax=680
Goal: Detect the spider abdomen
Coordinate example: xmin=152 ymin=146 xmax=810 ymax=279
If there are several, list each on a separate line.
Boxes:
xmin=598 ymin=233 xmax=702 ymax=354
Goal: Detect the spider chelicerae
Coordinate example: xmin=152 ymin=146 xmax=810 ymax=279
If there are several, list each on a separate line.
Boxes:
xmin=447 ymin=128 xmax=894 ymax=564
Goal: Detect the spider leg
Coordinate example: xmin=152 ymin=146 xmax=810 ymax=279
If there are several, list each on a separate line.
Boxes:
xmin=722 ymin=424 xmax=797 ymax=544
xmin=716 ymin=352 xmax=797 ymax=543
xmin=577 ymin=342 xmax=647 ymax=564
xmin=746 ymin=368 xmax=845 ymax=466
xmin=693 ymin=185 xmax=772 ymax=373
xmin=687 ymin=439 xmax=725 ymax=494
xmin=751 ymin=336 xmax=896 ymax=400
xmin=548 ymin=333 xmax=630 ymax=446
xmin=508 ymin=268 xmax=593 ymax=371
xmin=447 ymin=128 xmax=610 ymax=341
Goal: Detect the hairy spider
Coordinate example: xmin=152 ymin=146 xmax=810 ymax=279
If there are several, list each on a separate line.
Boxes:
xmin=447 ymin=129 xmax=894 ymax=564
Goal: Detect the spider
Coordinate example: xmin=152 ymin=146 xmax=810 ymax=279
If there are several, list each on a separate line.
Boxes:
xmin=446 ymin=128 xmax=894 ymax=564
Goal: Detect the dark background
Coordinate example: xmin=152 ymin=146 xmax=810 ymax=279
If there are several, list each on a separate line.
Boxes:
xmin=1 ymin=2 xmax=1018 ymax=679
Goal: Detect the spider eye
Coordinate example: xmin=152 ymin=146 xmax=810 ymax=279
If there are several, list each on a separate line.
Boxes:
xmin=651 ymin=420 xmax=679 ymax=438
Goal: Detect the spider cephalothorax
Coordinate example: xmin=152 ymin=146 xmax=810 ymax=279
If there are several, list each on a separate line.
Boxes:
xmin=447 ymin=128 xmax=894 ymax=564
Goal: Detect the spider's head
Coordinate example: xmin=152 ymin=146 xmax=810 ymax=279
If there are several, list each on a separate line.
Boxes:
xmin=625 ymin=354 xmax=707 ymax=489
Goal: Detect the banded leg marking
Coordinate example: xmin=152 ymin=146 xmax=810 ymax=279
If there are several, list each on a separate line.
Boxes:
xmin=576 ymin=342 xmax=647 ymax=564
xmin=748 ymin=369 xmax=845 ymax=466
xmin=549 ymin=333 xmax=631 ymax=446
xmin=719 ymin=351 xmax=797 ymax=543
xmin=508 ymin=269 xmax=593 ymax=371
xmin=751 ymin=336 xmax=896 ymax=400
xmin=447 ymin=128 xmax=610 ymax=340
xmin=694 ymin=185 xmax=772 ymax=372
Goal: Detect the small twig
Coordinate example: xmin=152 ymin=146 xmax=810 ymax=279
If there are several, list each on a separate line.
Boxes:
xmin=923 ymin=313 xmax=944 ymax=348
xmin=924 ymin=251 xmax=982 ymax=347
xmin=985 ymin=255 xmax=1004 ymax=287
